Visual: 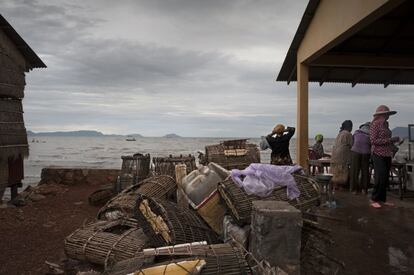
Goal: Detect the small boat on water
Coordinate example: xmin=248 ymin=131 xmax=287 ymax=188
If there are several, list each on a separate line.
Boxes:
xmin=126 ymin=136 xmax=136 ymax=141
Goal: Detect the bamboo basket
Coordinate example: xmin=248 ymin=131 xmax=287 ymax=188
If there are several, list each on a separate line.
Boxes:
xmin=153 ymin=155 xmax=197 ymax=178
xmin=218 ymin=174 xmax=321 ymax=225
xmin=64 ymin=218 xmax=149 ymax=268
xmin=121 ymin=153 xmax=151 ymax=182
xmin=204 ymin=140 xmax=260 ymax=170
xmin=98 ymin=175 xmax=176 ymax=220
xmin=106 ymin=242 xmax=252 ymax=275
xmin=134 ymin=195 xmax=219 ymax=247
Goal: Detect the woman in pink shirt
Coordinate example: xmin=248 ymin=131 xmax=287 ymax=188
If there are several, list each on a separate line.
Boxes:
xmin=370 ymin=105 xmax=400 ymax=208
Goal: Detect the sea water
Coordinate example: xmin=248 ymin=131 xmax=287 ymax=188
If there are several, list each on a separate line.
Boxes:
xmin=6 ymin=135 xmax=408 ymax=200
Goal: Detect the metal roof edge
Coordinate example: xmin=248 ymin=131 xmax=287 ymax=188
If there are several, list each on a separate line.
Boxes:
xmin=276 ymin=0 xmax=320 ymax=82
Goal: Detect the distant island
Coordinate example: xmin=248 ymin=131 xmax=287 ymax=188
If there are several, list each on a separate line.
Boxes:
xmin=163 ymin=133 xmax=182 ymax=138
xmin=27 ymin=130 xmax=105 ymax=137
xmin=392 ymin=127 xmax=409 ymax=139
xmin=27 ymin=130 xmax=144 ymax=137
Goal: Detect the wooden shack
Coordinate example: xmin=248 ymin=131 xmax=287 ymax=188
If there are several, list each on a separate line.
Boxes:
xmin=0 ymin=15 xmax=46 ymax=200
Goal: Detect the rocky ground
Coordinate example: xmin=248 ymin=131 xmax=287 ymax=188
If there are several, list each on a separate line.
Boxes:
xmin=0 ymin=183 xmax=101 ymax=275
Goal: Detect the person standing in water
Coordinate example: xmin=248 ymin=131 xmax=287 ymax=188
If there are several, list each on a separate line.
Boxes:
xmin=266 ymin=124 xmax=295 ymax=165
xmin=370 ymin=105 xmax=400 ymax=208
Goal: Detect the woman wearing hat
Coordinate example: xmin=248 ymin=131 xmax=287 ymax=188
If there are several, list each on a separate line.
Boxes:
xmin=350 ymin=122 xmax=371 ymax=195
xmin=331 ymin=120 xmax=353 ymax=189
xmin=266 ymin=124 xmax=295 ymax=165
xmin=370 ymin=105 xmax=400 ymax=208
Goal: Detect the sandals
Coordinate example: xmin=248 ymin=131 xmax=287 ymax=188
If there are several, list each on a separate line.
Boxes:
xmin=383 ymin=202 xmax=395 ymax=207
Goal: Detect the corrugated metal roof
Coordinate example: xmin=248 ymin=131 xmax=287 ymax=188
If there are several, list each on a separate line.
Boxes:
xmin=0 ymin=14 xmax=46 ymax=70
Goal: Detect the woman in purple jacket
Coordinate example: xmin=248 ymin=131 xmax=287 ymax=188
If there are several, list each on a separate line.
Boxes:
xmin=350 ymin=122 xmax=371 ymax=194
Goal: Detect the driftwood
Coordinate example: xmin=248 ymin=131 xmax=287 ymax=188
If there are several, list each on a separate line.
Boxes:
xmin=134 ymin=195 xmax=219 ymax=247
xmin=218 ymin=173 xmax=321 ymax=225
xmin=64 ymin=219 xmax=149 ymax=268
xmin=97 ymin=175 xmax=176 ymax=220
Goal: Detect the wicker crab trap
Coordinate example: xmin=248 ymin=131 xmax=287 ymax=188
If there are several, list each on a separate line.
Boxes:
xmin=106 ymin=242 xmax=252 ymax=275
xmin=121 ymin=153 xmax=151 ymax=183
xmin=153 ymin=154 xmax=197 ymax=178
xmin=64 ymin=218 xmax=149 ymax=268
xmin=218 ymin=173 xmax=321 ymax=225
xmin=202 ymin=139 xmax=260 ymax=170
xmin=97 ymin=175 xmax=177 ymax=220
xmin=134 ymin=195 xmax=219 ymax=247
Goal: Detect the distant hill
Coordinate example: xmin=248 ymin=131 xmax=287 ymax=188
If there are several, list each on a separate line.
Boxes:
xmin=392 ymin=127 xmax=408 ymax=139
xmin=163 ymin=133 xmax=181 ymax=138
xmin=127 ymin=133 xmax=144 ymax=138
xmin=28 ymin=130 xmax=104 ymax=137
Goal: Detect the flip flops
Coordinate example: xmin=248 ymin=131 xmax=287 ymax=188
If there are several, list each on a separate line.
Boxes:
xmin=383 ymin=202 xmax=395 ymax=207
xmin=370 ymin=201 xmax=382 ymax=208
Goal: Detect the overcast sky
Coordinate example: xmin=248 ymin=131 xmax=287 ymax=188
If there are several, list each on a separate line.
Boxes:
xmin=2 ymin=0 xmax=413 ymax=137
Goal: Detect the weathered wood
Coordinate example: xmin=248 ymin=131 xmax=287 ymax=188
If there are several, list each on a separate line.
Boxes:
xmin=175 ymin=164 xmax=188 ymax=208
xmin=296 ymin=62 xmax=309 ymax=169
xmin=0 ymin=28 xmax=26 ymax=70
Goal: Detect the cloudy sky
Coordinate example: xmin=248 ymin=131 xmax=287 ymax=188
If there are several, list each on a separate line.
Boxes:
xmin=2 ymin=0 xmax=413 ymax=137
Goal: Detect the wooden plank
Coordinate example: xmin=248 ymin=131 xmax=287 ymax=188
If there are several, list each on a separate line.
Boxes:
xmin=0 ymin=83 xmax=24 ymax=99
xmin=296 ymin=63 xmax=309 ymax=169
xmin=311 ymin=54 xmax=414 ymax=69
xmin=0 ymin=28 xmax=26 ymax=69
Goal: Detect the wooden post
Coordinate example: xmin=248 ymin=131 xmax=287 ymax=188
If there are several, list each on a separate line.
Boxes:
xmin=297 ymin=62 xmax=309 ymax=170
xmin=175 ymin=164 xmax=188 ymax=207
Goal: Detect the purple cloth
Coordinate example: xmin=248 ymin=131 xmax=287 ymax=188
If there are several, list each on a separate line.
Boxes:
xmin=230 ymin=163 xmax=302 ymax=199
xmin=352 ymin=129 xmax=371 ymax=155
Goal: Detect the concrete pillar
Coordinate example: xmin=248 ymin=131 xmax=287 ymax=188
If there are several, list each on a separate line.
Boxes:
xmin=250 ymin=201 xmax=302 ymax=274
xmin=175 ymin=164 xmax=188 ymax=207
xmin=297 ymin=62 xmax=309 ymax=170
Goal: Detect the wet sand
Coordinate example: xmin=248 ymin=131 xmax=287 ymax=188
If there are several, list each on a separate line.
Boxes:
xmin=318 ymin=191 xmax=414 ymax=275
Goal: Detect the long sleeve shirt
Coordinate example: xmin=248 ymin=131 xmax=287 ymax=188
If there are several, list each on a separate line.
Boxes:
xmin=370 ymin=119 xmax=393 ymax=157
xmin=266 ymin=127 xmax=295 ymax=158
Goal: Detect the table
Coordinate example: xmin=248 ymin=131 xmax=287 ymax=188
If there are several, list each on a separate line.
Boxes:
xmin=309 ymin=158 xmax=332 ymax=175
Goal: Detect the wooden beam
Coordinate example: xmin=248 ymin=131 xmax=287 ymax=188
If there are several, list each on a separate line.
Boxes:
xmin=384 ymin=70 xmax=402 ymax=87
xmin=287 ymin=64 xmax=297 ymax=85
xmin=311 ymin=54 xmax=414 ymax=69
xmin=298 ymin=0 xmax=406 ymax=64
xmin=296 ymin=63 xmax=309 ymax=169
xmin=351 ymin=69 xmax=367 ymax=87
xmin=319 ymin=68 xmax=332 ymax=86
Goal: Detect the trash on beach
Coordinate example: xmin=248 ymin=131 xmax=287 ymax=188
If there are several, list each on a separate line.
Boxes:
xmin=98 ymin=175 xmax=176 ymax=220
xmin=134 ymin=194 xmax=219 ymax=247
xmin=64 ymin=218 xmax=149 ymax=268
xmin=181 ymin=162 xmax=229 ymax=234
xmin=223 ymin=215 xmax=250 ymax=249
xmin=199 ymin=139 xmax=260 ymax=170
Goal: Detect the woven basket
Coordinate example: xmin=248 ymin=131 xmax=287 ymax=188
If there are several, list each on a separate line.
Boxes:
xmin=121 ymin=153 xmax=151 ymax=182
xmin=64 ymin=218 xmax=149 ymax=268
xmin=153 ymin=155 xmax=197 ymax=178
xmin=205 ymin=142 xmax=260 ymax=170
xmin=107 ymin=242 xmax=252 ymax=275
xmin=98 ymin=175 xmax=176 ymax=220
xmin=218 ymin=174 xmax=321 ymax=225
xmin=134 ymin=195 xmax=219 ymax=247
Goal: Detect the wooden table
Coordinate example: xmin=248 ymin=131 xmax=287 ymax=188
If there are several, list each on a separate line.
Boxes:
xmin=309 ymin=158 xmax=332 ymax=175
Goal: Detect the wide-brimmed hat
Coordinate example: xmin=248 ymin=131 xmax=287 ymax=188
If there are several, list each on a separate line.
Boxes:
xmin=373 ymin=105 xmax=397 ymax=116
